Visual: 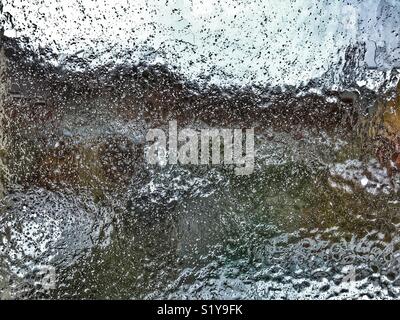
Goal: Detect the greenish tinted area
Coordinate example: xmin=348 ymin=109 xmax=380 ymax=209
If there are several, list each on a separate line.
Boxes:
xmin=49 ymin=149 xmax=400 ymax=299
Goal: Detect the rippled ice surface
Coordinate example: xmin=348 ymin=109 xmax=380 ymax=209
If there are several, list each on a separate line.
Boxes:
xmin=2 ymin=0 xmax=400 ymax=87
xmin=1 ymin=128 xmax=400 ymax=299
xmin=1 ymin=0 xmax=400 ymax=300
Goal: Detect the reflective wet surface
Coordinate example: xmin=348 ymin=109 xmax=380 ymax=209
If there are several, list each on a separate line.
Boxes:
xmin=1 ymin=0 xmax=400 ymax=300
xmin=1 ymin=125 xmax=400 ymax=299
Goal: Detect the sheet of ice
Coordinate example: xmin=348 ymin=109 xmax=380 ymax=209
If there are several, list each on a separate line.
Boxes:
xmin=2 ymin=0 xmax=399 ymax=87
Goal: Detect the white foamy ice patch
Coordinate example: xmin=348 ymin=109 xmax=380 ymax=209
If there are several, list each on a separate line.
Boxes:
xmin=328 ymin=159 xmax=398 ymax=195
xmin=0 ymin=187 xmax=113 ymax=291
xmin=3 ymin=0 xmax=399 ymax=87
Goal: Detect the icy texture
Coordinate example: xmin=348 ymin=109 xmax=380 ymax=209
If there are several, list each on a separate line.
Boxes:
xmin=1 ymin=0 xmax=400 ymax=300
xmin=2 ymin=0 xmax=400 ymax=87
